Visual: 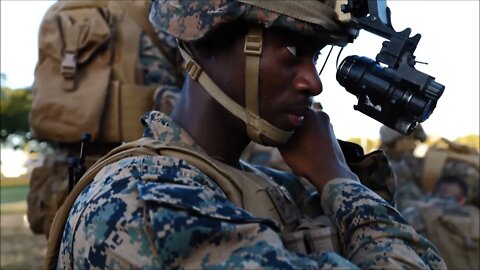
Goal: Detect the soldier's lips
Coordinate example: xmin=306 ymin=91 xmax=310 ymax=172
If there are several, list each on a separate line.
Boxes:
xmin=287 ymin=114 xmax=305 ymax=127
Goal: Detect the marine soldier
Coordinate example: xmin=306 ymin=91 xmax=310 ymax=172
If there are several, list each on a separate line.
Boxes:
xmin=402 ymin=175 xmax=479 ymax=270
xmin=379 ymin=124 xmax=426 ymax=211
xmin=54 ymin=1 xmax=446 ymax=269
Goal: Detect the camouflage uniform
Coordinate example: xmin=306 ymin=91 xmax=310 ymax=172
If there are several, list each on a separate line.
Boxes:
xmin=391 ymin=155 xmax=425 ymax=211
xmin=379 ymin=125 xmax=426 ymax=211
xmin=139 ymin=30 xmax=184 ymax=114
xmin=401 ymin=196 xmax=479 ymax=269
xmin=57 ymin=112 xmax=445 ymax=269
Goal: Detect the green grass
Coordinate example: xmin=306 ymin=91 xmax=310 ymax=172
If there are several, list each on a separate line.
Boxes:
xmin=0 ymin=185 xmax=29 ymax=204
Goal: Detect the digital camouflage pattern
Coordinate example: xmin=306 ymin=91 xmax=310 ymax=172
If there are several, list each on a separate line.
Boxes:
xmin=57 ymin=111 xmax=445 ymax=269
xmin=139 ymin=32 xmax=184 ymax=112
xmin=401 ymin=197 xmax=480 ymax=270
xmin=390 ymin=155 xmax=425 ymax=211
xmin=345 ymin=149 xmax=397 ymax=206
xmin=149 ymin=0 xmax=354 ymax=45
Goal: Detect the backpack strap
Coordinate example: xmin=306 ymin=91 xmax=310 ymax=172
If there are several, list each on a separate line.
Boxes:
xmin=111 ymin=0 xmax=178 ymax=70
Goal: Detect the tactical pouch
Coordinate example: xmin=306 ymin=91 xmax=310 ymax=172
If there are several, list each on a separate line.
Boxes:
xmin=30 ymin=3 xmax=112 ymax=142
xmin=282 ymin=216 xmax=340 ymax=255
xmin=30 ymin=0 xmax=158 ymax=144
xmin=27 ymin=151 xmax=69 ymax=236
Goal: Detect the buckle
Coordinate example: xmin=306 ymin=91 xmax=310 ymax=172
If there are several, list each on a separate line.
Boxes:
xmin=61 ymin=52 xmax=77 ymax=78
xmin=185 ymin=60 xmax=202 ymax=81
xmin=244 ymin=32 xmax=262 ymax=56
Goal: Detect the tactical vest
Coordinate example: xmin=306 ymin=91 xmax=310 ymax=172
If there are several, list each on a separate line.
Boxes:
xmin=44 ymin=137 xmax=339 ymax=269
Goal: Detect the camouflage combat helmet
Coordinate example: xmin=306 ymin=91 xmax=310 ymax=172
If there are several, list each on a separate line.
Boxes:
xmin=149 ymin=0 xmax=357 ymax=144
xmin=441 ymin=160 xmax=479 ymax=206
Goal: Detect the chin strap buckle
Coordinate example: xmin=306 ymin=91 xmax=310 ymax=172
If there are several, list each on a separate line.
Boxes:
xmin=244 ymin=28 xmax=263 ymax=56
xmin=185 ymin=59 xmax=203 ymax=81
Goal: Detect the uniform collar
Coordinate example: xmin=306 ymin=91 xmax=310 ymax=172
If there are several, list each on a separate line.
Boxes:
xmin=141 ymin=111 xmax=204 ymax=152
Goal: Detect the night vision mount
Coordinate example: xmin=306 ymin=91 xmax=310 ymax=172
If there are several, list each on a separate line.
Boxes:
xmin=336 ymin=0 xmax=445 ymax=135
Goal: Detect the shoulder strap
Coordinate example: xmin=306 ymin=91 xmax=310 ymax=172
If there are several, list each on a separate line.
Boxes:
xmin=110 ymin=0 xmax=177 ymax=67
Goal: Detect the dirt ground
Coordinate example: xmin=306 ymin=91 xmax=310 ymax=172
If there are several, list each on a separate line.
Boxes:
xmin=1 ymin=202 xmax=47 ymax=270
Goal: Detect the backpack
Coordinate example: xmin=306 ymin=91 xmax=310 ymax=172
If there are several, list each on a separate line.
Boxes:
xmin=26 ymin=0 xmax=177 ymax=237
xmin=44 ymin=137 xmax=340 ymax=269
xmin=416 ymin=200 xmax=479 ymax=270
xmin=420 ymin=137 xmax=480 ymax=206
xmin=29 ymin=0 xmax=171 ymax=143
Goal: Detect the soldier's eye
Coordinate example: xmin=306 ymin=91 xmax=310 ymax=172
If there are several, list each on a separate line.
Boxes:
xmin=313 ymin=52 xmax=321 ymax=65
xmin=286 ymin=46 xmax=297 ymax=57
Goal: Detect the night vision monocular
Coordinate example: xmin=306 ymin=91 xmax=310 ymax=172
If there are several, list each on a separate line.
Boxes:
xmin=336 ymin=0 xmax=445 ymax=135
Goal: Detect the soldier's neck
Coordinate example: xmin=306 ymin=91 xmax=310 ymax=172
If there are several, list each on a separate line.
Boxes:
xmin=171 ymin=82 xmax=249 ymax=168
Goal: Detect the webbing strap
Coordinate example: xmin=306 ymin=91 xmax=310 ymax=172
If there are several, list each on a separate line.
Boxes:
xmin=58 ymin=13 xmax=80 ymax=91
xmin=178 ymin=42 xmax=293 ymax=143
xmin=111 ymin=0 xmax=179 ymax=76
xmin=244 ymin=27 xmax=262 ymax=142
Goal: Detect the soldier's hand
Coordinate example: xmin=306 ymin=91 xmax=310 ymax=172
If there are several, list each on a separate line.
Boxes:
xmin=279 ymin=109 xmax=359 ymax=189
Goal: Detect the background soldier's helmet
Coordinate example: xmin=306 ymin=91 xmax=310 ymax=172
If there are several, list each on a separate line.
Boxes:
xmin=149 ymin=0 xmax=355 ymax=45
xmin=380 ymin=124 xmax=427 ymax=145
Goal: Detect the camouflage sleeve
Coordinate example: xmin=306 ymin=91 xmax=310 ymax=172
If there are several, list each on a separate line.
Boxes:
xmin=138 ymin=32 xmax=184 ymax=115
xmin=143 ymin=186 xmax=360 ymax=269
xmin=321 ymin=178 xmax=446 ymax=269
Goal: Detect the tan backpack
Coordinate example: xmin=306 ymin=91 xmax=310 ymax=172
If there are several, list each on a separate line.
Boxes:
xmin=417 ymin=201 xmax=479 ymax=270
xmin=29 ymin=0 xmax=169 ymax=143
xmin=44 ymin=137 xmax=340 ymax=269
xmin=420 ymin=138 xmax=480 ymax=205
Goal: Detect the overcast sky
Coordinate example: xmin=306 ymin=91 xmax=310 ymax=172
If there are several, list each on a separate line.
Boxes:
xmin=1 ymin=0 xmax=479 ymax=140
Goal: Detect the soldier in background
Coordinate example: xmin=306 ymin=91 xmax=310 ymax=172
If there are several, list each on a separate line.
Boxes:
xmin=401 ymin=174 xmax=479 ymax=270
xmin=379 ymin=124 xmax=427 ymax=211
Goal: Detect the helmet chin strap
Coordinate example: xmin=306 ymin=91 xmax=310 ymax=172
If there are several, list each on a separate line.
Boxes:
xmin=178 ymin=26 xmax=293 ymax=145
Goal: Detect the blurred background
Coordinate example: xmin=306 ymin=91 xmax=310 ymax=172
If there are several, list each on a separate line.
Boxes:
xmin=1 ymin=0 xmax=479 ymax=269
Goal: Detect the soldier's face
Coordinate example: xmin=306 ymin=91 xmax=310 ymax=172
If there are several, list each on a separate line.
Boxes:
xmin=257 ymin=28 xmax=324 ymax=133
xmin=191 ymin=25 xmax=326 ymax=143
